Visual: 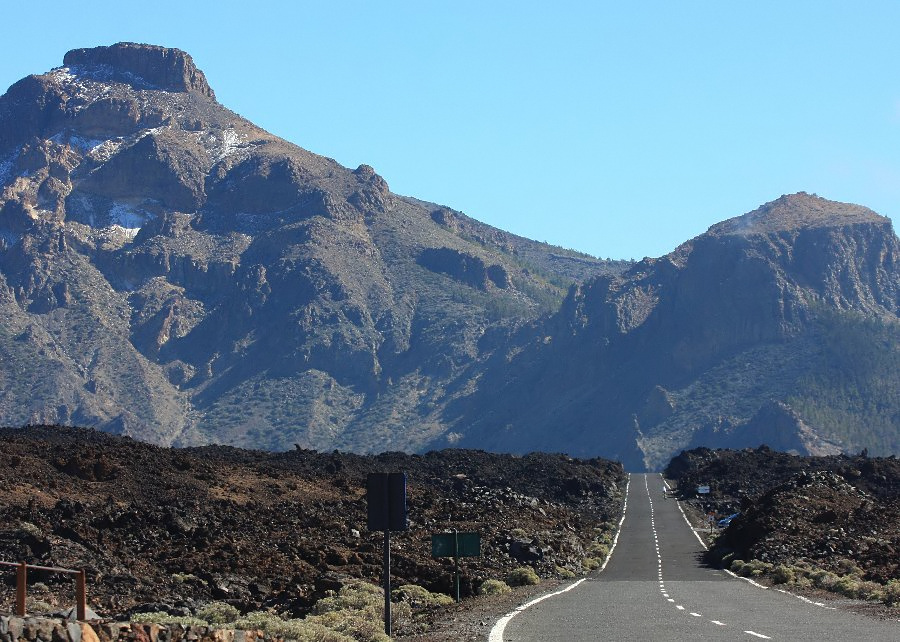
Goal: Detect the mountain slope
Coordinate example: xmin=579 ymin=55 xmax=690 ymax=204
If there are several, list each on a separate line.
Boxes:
xmin=446 ymin=193 xmax=900 ymax=469
xmin=0 ymin=43 xmax=621 ymax=451
xmin=1 ymin=44 xmax=897 ymax=467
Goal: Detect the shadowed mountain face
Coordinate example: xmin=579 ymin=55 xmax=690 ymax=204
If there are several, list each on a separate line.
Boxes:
xmin=0 ymin=44 xmax=898 ymax=468
xmin=0 ymin=43 xmax=620 ymax=452
xmin=447 ymin=193 xmax=900 ymax=469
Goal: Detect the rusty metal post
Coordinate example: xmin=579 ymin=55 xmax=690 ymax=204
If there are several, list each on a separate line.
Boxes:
xmin=76 ymin=569 xmax=87 ymax=620
xmin=16 ymin=562 xmax=27 ymax=616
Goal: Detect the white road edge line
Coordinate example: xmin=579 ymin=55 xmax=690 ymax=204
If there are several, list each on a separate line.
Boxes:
xmin=488 ymin=473 xmax=631 ymax=642
xmin=745 ymin=631 xmax=771 ymax=639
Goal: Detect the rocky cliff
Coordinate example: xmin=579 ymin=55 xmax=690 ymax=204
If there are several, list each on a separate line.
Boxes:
xmin=447 ymin=193 xmax=900 ymax=469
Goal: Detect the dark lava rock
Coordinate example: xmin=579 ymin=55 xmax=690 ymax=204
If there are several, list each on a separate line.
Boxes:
xmin=0 ymin=425 xmax=626 ymax=617
xmin=666 ymin=446 xmax=900 ymax=583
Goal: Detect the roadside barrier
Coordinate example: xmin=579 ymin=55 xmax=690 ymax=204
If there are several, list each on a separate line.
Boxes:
xmin=0 ymin=561 xmax=87 ymax=620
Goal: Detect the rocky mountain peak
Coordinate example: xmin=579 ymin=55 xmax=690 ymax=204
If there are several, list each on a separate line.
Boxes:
xmin=708 ymin=192 xmax=888 ymax=237
xmin=62 ymin=42 xmax=215 ymax=98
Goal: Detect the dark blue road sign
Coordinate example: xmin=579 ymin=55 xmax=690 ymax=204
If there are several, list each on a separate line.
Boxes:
xmin=367 ymin=472 xmax=408 ymax=532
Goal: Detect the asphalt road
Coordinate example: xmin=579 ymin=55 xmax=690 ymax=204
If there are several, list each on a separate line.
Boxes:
xmin=492 ymin=473 xmax=899 ymax=641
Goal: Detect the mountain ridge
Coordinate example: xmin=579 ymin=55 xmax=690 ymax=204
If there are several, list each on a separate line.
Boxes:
xmin=0 ymin=43 xmax=897 ymax=468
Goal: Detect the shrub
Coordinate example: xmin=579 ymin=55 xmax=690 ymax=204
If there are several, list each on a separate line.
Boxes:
xmin=856 ymin=580 xmax=885 ymax=602
xmin=233 ymin=581 xmax=399 ymax=642
xmin=835 ymin=558 xmax=863 ymax=577
xmin=588 ymin=542 xmax=609 ymax=559
xmin=197 ymin=601 xmax=240 ymax=625
xmin=18 ymin=522 xmax=42 ymax=538
xmin=811 ymin=570 xmax=840 ymax=590
xmin=130 ymin=612 xmax=208 ymax=627
xmin=582 ymin=557 xmax=601 ymax=571
xmin=771 ymin=565 xmax=795 ymax=585
xmin=506 ymin=566 xmax=541 ymax=587
xmin=729 ymin=560 xmax=746 ymax=576
xmin=478 ymin=579 xmax=511 ymax=596
xmin=834 ymin=576 xmax=860 ymax=598
xmin=882 ymin=580 xmax=900 ymax=606
xmin=555 ymin=566 xmax=576 ymax=579
xmin=25 ymin=598 xmax=54 ymax=614
xmin=392 ymin=584 xmax=454 ymax=608
xmin=794 ymin=576 xmax=812 ymax=589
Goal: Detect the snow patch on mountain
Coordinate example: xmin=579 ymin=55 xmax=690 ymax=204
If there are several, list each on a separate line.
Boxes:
xmin=194 ymin=128 xmax=249 ymax=162
xmin=109 ymin=202 xmax=149 ymax=240
xmin=88 ymin=138 xmax=125 ymax=162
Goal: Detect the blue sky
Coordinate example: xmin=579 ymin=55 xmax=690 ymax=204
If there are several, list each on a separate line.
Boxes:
xmin=3 ymin=1 xmax=899 ymax=260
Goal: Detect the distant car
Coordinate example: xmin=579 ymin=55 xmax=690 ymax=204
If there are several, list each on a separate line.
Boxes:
xmin=717 ymin=512 xmax=740 ymax=528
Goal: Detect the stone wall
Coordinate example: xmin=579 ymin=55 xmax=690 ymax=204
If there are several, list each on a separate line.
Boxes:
xmin=0 ymin=616 xmax=281 ymax=642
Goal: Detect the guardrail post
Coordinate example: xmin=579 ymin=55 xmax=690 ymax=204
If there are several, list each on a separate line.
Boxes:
xmin=76 ymin=569 xmax=87 ymax=620
xmin=16 ymin=562 xmax=27 ymax=616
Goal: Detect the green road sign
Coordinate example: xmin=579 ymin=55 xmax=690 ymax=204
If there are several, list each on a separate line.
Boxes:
xmin=432 ymin=531 xmax=481 ymax=558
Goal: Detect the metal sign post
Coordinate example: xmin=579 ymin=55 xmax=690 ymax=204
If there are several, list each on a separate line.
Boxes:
xmin=367 ymin=472 xmax=408 ymax=637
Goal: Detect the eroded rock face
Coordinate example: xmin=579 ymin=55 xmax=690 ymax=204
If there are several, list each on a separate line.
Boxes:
xmin=418 ymin=247 xmax=510 ymax=290
xmin=63 ymin=43 xmax=215 ymax=97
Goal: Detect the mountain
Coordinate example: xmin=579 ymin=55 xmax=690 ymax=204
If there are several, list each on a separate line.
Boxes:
xmin=1 ymin=44 xmax=898 ymax=469
xmin=447 ymin=193 xmax=900 ymax=469
xmin=0 ymin=43 xmax=621 ymax=451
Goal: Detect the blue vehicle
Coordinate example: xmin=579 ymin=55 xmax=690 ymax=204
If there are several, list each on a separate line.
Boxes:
xmin=717 ymin=512 xmax=740 ymax=528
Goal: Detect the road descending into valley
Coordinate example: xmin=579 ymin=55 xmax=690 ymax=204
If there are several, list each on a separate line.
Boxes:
xmin=492 ymin=473 xmax=899 ymax=641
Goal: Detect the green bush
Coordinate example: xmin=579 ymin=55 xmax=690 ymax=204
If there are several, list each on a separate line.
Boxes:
xmin=478 ymin=579 xmax=511 ymax=596
xmin=771 ymin=565 xmax=795 ymax=585
xmin=197 ymin=601 xmax=240 ymax=625
xmin=834 ymin=576 xmax=860 ymax=598
xmin=392 ymin=584 xmax=454 ymax=608
xmin=588 ymin=542 xmax=609 ymax=559
xmin=811 ymin=570 xmax=840 ymax=590
xmin=856 ymin=580 xmax=885 ymax=602
xmin=233 ymin=581 xmax=399 ymax=642
xmin=233 ymin=613 xmax=355 ymax=642
xmin=883 ymin=580 xmax=900 ymax=606
xmin=835 ymin=558 xmax=863 ymax=577
xmin=506 ymin=566 xmax=541 ymax=587
xmin=130 ymin=612 xmax=208 ymax=627
xmin=582 ymin=557 xmax=601 ymax=571
xmin=555 ymin=566 xmax=576 ymax=579
xmin=733 ymin=559 xmax=772 ymax=578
